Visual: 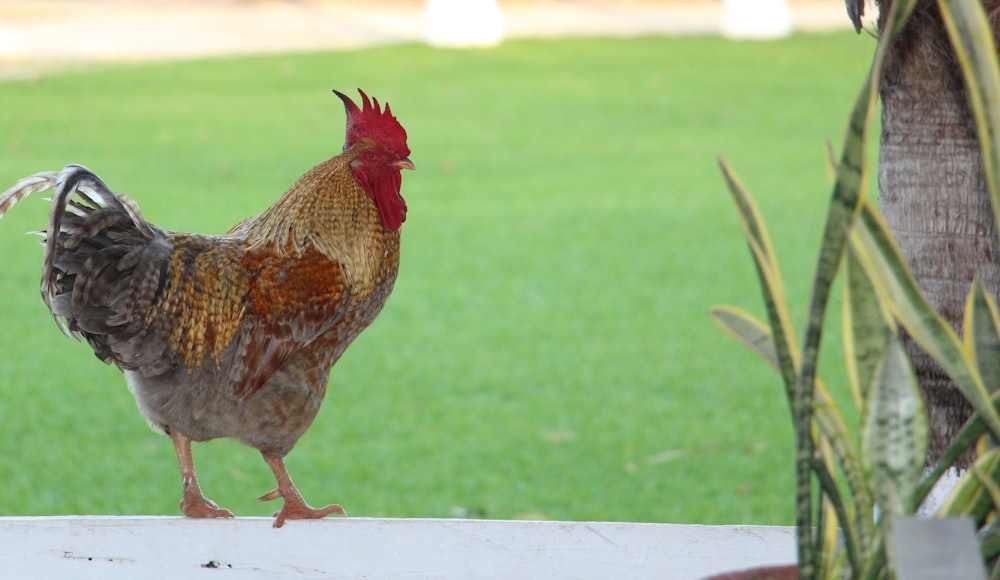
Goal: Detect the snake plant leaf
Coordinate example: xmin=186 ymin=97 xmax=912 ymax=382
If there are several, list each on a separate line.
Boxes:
xmin=718 ymin=160 xmax=800 ymax=402
xmin=964 ymin=279 xmax=1000 ymax=399
xmin=973 ymin=463 xmax=1000 ymax=513
xmin=979 ymin=503 xmax=1000 ymax=561
xmin=937 ymin=448 xmax=1000 ymax=518
xmin=942 ymin=449 xmax=1000 ymax=525
xmin=843 ymin=244 xmax=894 ymax=411
xmin=852 ymin=200 xmax=1000 ymax=442
xmin=711 ymin=304 xmax=873 ymax=568
xmin=983 ymin=525 xmax=1000 ymax=563
xmin=709 ymin=307 xmax=855 ymax=446
xmin=709 ymin=308 xmax=859 ymax=464
xmin=715 ymin=1 xmax=920 ymax=572
xmin=710 ymin=307 xmax=861 ymax=477
xmin=794 ymin=79 xmax=872 ymax=580
xmin=715 ymin=157 xmax=868 ymax=574
xmin=814 ymin=438 xmax=864 ymax=576
xmin=937 ymin=0 xmax=1000 ymax=238
xmin=861 ymin=333 xmax=928 ymax=517
xmin=791 ymin=1 xmax=919 ymax=572
xmin=914 ymin=390 xmax=1000 ymax=510
xmin=709 ymin=306 xmax=781 ymax=370
xmin=716 ymin=160 xmax=794 ymax=336
xmin=824 ymin=140 xmax=838 ymax=184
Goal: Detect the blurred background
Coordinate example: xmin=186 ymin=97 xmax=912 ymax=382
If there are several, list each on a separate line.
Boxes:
xmin=0 ymin=0 xmax=878 ymax=526
xmin=0 ymin=0 xmax=853 ymax=77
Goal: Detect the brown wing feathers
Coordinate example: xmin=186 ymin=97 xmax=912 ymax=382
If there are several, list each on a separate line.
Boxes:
xmin=2 ymin=164 xmax=351 ymax=398
xmin=229 ymin=248 xmax=349 ymax=398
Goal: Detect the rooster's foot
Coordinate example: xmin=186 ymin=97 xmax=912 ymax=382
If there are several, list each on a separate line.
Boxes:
xmin=259 ymin=453 xmax=347 ymax=527
xmin=170 ymin=429 xmax=234 ymax=519
xmin=180 ymin=491 xmax=234 ymax=519
xmin=257 ymin=488 xmax=346 ymax=528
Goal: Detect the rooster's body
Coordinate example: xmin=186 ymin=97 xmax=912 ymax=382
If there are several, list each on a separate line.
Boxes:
xmin=0 ymin=89 xmax=413 ymax=527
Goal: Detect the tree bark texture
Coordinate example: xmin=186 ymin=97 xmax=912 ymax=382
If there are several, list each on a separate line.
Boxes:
xmin=878 ymin=1 xmax=1000 ymax=467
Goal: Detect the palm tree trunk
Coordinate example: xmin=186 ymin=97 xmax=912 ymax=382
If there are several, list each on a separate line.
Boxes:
xmin=877 ymin=1 xmax=1000 ymax=468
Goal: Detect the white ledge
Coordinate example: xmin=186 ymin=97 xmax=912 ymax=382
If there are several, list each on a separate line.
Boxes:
xmin=0 ymin=517 xmax=795 ymax=579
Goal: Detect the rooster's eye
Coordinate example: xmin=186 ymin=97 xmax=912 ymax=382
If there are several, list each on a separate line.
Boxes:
xmin=366 ymin=152 xmax=376 ymax=160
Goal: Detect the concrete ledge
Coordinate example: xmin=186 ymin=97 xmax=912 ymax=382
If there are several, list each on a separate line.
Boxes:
xmin=0 ymin=516 xmax=795 ymax=578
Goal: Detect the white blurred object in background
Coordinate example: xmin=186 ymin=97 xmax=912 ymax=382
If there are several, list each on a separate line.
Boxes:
xmin=424 ymin=0 xmax=504 ymax=48
xmin=721 ymin=0 xmax=792 ymax=39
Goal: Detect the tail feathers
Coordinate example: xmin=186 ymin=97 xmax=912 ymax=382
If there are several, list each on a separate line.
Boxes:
xmin=2 ymin=164 xmax=167 ymax=340
xmin=0 ymin=170 xmax=58 ymax=218
xmin=41 ymin=166 xmax=145 ymax=312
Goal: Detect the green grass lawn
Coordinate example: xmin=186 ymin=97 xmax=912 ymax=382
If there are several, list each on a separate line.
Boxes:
xmin=0 ymin=32 xmax=876 ymax=524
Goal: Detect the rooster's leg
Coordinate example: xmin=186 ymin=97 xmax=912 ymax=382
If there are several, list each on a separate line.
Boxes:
xmin=257 ymin=453 xmax=346 ymax=528
xmin=169 ymin=429 xmax=234 ymax=519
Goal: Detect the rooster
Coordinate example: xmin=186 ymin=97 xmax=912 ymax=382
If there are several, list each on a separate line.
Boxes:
xmin=0 ymin=89 xmax=414 ymax=527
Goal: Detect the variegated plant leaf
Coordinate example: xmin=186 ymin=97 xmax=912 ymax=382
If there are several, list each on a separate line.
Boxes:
xmin=861 ymin=333 xmax=928 ymax=517
xmin=791 ymin=0 xmax=919 ymax=571
xmin=711 ymin=305 xmax=872 ymax=570
xmin=937 ymin=448 xmax=1000 ymax=518
xmin=964 ymin=279 xmax=1000 ymax=400
xmin=843 ymin=243 xmax=893 ymax=411
xmin=718 ymin=161 xmax=800 ymax=403
xmin=851 ymin=200 xmax=1000 ymax=441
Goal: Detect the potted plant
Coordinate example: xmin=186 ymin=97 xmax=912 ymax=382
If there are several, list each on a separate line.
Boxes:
xmin=708 ymin=0 xmax=1000 ymax=576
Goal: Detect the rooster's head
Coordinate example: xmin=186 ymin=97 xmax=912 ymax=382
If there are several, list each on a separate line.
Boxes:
xmin=332 ymin=88 xmax=413 ymax=231
xmin=333 ymin=88 xmax=410 ymax=162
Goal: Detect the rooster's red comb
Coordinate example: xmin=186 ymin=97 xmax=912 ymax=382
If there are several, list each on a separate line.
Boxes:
xmin=333 ymin=88 xmax=410 ymax=157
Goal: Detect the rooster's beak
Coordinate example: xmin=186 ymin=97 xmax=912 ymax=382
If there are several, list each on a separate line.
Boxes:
xmin=394 ymin=158 xmax=416 ymax=171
